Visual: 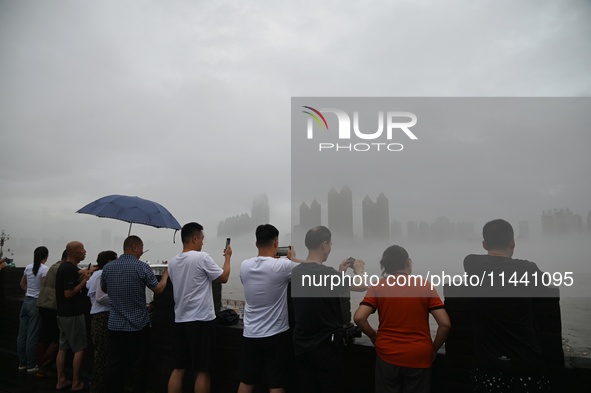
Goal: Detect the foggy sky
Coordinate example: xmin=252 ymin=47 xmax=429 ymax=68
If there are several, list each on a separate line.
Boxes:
xmin=1 ymin=0 xmax=591 ymax=263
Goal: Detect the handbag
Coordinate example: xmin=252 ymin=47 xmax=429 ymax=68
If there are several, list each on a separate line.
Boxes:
xmin=215 ymin=309 xmax=240 ymax=326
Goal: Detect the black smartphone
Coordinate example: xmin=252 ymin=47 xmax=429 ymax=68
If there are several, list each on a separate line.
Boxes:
xmin=347 ymin=257 xmax=356 ymax=266
xmin=87 ymin=263 xmax=91 ymax=270
xmin=224 ymin=238 xmax=231 ymax=255
xmin=276 ymin=246 xmax=290 ymax=257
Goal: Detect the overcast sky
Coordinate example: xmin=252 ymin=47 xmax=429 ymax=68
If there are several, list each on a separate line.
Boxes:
xmin=1 ymin=0 xmax=590 ymax=263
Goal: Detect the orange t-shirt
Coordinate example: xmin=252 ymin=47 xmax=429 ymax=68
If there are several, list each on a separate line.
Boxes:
xmin=361 ymin=275 xmax=444 ymax=368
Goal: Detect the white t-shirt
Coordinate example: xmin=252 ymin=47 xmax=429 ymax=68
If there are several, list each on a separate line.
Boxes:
xmin=168 ymin=250 xmax=223 ymax=322
xmin=87 ymin=270 xmax=110 ymax=314
xmin=240 ymin=256 xmax=297 ymax=338
xmin=24 ymin=263 xmax=49 ymax=298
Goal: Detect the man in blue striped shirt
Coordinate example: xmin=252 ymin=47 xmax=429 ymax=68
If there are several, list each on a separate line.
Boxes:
xmin=101 ymin=235 xmax=169 ymax=393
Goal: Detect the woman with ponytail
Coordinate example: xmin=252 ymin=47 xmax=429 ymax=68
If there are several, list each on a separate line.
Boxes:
xmin=17 ymin=246 xmax=50 ymax=373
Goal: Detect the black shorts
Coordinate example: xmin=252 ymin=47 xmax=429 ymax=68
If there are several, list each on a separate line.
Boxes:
xmin=171 ymin=320 xmax=216 ymax=372
xmin=239 ymin=330 xmax=291 ymax=388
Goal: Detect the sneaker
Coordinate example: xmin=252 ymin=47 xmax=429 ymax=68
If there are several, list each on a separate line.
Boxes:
xmin=18 ymin=366 xmax=27 ymax=371
xmin=26 ymin=366 xmax=39 ymax=374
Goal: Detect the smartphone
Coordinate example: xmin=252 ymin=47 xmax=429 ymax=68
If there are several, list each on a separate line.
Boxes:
xmin=347 ymin=257 xmax=356 ymax=266
xmin=87 ymin=263 xmax=92 ymax=270
xmin=224 ymin=238 xmax=231 ymax=255
xmin=276 ymin=246 xmax=290 ymax=257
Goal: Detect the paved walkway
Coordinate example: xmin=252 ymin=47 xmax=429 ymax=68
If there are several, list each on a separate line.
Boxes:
xmin=0 ymin=351 xmax=82 ymax=393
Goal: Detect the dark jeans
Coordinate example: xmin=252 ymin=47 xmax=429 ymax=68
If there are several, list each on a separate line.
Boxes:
xmin=105 ymin=325 xmax=150 ymax=393
xmin=296 ymin=341 xmax=344 ymax=393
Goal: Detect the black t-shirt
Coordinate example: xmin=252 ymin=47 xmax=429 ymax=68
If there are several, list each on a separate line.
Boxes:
xmin=55 ymin=261 xmax=86 ymax=317
xmin=291 ymin=263 xmax=349 ymax=355
xmin=464 ymin=254 xmax=545 ymax=371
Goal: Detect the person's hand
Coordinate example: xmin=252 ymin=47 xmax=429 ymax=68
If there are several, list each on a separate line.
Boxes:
xmin=224 ymin=245 xmax=232 ymax=258
xmin=161 ymin=269 xmax=169 ymax=279
xmin=80 ymin=271 xmax=91 ymax=283
xmin=287 ymin=246 xmax=296 ymax=260
xmin=353 ymin=259 xmax=365 ymax=274
xmin=369 ymin=333 xmax=378 ymax=345
xmin=339 ymin=259 xmax=350 ymax=272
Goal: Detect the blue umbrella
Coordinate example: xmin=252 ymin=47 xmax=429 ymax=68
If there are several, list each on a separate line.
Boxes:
xmin=76 ymin=194 xmax=181 ymax=236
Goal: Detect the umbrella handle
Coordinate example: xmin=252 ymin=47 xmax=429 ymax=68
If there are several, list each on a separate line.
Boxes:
xmin=128 ymin=222 xmax=132 ymax=237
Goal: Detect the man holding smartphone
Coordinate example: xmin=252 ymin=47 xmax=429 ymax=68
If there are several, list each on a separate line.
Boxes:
xmin=167 ymin=222 xmax=232 ymax=393
xmin=290 ymin=226 xmax=367 ymax=393
xmin=237 ymin=224 xmax=298 ymax=393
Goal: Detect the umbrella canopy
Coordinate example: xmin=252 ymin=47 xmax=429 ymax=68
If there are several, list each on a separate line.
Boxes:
xmin=76 ymin=194 xmax=181 ymax=236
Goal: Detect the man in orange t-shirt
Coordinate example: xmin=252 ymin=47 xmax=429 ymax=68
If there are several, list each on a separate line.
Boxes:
xmin=354 ymin=245 xmax=451 ymax=393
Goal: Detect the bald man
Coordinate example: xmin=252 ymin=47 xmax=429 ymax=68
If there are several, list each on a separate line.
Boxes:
xmin=55 ymin=241 xmax=91 ymax=391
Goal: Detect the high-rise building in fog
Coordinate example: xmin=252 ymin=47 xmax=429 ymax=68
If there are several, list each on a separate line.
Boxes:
xmin=518 ymin=220 xmax=530 ymax=239
xmin=217 ymin=194 xmax=271 ymax=237
xmin=542 ymin=208 xmax=582 ymax=236
xmin=430 ymin=216 xmax=452 ymax=242
xmin=251 ymin=194 xmax=270 ymax=227
xmin=362 ymin=193 xmax=389 ymax=240
xmin=300 ymin=200 xmax=321 ymax=231
xmin=218 ymin=213 xmax=253 ymax=237
xmin=391 ymin=220 xmax=403 ymax=239
xmin=327 ymin=186 xmax=353 ymax=238
xmin=407 ymin=221 xmax=418 ymax=241
xmin=418 ymin=221 xmax=429 ymax=242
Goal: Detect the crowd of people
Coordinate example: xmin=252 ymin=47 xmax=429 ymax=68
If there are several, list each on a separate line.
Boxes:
xmin=5 ymin=218 xmax=551 ymax=393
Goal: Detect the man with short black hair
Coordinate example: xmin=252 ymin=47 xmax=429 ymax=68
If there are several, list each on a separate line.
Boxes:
xmin=291 ymin=226 xmax=367 ymax=393
xmin=167 ymin=222 xmax=231 ymax=393
xmin=101 ymin=235 xmax=169 ymax=393
xmin=464 ymin=219 xmax=550 ymax=392
xmin=237 ymin=224 xmax=298 ymax=393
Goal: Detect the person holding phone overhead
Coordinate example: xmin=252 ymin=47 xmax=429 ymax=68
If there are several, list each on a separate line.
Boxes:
xmin=237 ymin=224 xmax=299 ymax=393
xmin=166 ymin=222 xmax=232 ymax=393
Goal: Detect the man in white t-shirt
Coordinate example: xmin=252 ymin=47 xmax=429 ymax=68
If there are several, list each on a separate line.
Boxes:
xmin=237 ymin=224 xmax=298 ymax=393
xmin=167 ymin=222 xmax=232 ymax=393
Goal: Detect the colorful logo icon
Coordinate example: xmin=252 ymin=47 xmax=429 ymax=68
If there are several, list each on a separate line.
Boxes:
xmin=302 ymin=106 xmax=329 ymax=130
